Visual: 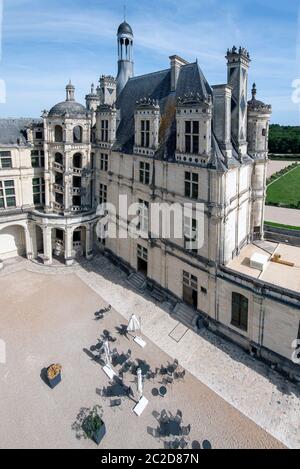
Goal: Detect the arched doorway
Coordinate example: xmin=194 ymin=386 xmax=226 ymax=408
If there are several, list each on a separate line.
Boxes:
xmin=54 ymin=125 xmax=63 ymax=142
xmin=73 ymin=126 xmax=83 ymax=143
xmin=72 ymin=226 xmax=86 ymax=259
xmin=53 ymin=228 xmax=65 ymax=259
xmin=73 ymin=153 xmax=82 ymax=168
xmin=0 ymin=225 xmax=27 ymax=260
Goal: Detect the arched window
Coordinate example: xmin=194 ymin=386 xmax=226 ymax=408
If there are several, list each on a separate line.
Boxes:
xmin=231 ymin=292 xmax=248 ymax=331
xmin=55 ymin=152 xmax=63 ymax=165
xmin=54 ymin=125 xmax=63 ymax=142
xmin=73 ymin=153 xmax=82 ymax=168
xmin=73 ymin=126 xmax=83 ymax=143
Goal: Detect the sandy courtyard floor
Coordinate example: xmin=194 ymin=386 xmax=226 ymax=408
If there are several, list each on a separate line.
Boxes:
xmin=0 ymin=269 xmax=284 ymax=449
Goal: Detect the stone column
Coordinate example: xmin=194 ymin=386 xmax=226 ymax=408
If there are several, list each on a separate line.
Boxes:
xmin=28 ymin=222 xmax=37 ymax=259
xmin=24 ymin=226 xmax=33 ymax=260
xmin=64 ymin=227 xmax=74 ymax=266
xmin=85 ymin=225 xmax=94 ymax=260
xmin=42 ymin=226 xmax=52 ymax=265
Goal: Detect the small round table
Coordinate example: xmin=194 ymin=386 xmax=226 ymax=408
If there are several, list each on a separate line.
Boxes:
xmin=159 ymin=386 xmax=167 ymax=397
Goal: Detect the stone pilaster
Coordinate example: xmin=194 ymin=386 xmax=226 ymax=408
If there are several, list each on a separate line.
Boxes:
xmin=42 ymin=226 xmax=53 ymax=265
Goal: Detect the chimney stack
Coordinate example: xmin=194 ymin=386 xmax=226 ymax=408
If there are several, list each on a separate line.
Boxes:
xmin=212 ymin=84 xmax=233 ymax=160
xmin=169 ymin=55 xmax=189 ymax=92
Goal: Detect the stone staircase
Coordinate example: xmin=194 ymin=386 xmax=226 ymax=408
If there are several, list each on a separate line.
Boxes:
xmin=127 ymin=272 xmax=147 ymax=292
xmin=148 ymin=285 xmax=165 ymax=302
xmin=172 ymin=302 xmax=199 ymax=330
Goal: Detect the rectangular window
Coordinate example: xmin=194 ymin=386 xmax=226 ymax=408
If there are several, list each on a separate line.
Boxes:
xmin=35 ymin=131 xmax=43 ymax=140
xmin=137 ymin=244 xmax=148 ymax=262
xmin=99 ymin=183 xmax=107 ymax=205
xmin=184 ymin=171 xmax=198 ymax=199
xmin=183 ymin=270 xmax=198 ymax=290
xmin=231 ymin=292 xmax=248 ymax=331
xmin=185 ymin=121 xmax=200 ymax=154
xmin=101 ymin=120 xmax=109 ymax=142
xmin=139 ymin=161 xmax=150 ymax=185
xmin=100 ymin=153 xmax=109 ymax=171
xmin=141 ymin=120 xmax=150 ymax=148
xmin=31 ymin=150 xmax=44 ymax=168
xmin=32 ymin=177 xmax=45 ymax=205
xmin=184 ymin=216 xmax=197 ymax=252
xmin=0 ymin=151 xmax=12 ymax=169
xmin=0 ymin=179 xmax=16 ymax=209
xmin=138 ymin=199 xmax=149 ymax=235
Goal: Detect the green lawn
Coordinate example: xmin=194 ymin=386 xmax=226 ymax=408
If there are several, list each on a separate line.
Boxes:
xmin=266 ymin=165 xmax=300 ymax=208
xmin=265 ymin=221 xmax=300 ymax=231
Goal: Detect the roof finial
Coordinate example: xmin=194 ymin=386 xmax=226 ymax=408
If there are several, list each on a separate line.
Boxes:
xmin=124 ymin=1 xmax=126 ymax=21
xmin=91 ymin=83 xmax=95 ymax=94
xmin=252 ymin=83 xmax=257 ymax=100
xmin=66 ymin=80 xmax=75 ymax=101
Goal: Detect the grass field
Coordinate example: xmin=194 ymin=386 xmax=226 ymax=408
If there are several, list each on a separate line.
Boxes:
xmin=265 ymin=221 xmax=300 ymax=231
xmin=266 ymin=165 xmax=300 ymax=208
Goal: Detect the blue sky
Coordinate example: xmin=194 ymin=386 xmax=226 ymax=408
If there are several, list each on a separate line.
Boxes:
xmin=0 ymin=0 xmax=299 ymax=124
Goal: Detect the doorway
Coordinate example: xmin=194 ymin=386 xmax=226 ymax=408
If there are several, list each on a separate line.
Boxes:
xmin=182 ymin=270 xmax=198 ymax=309
xmin=137 ymin=244 xmax=148 ymax=277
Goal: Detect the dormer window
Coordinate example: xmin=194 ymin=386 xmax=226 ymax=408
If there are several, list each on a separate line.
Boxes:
xmin=185 ymin=121 xmax=199 ymax=154
xmin=101 ymin=120 xmax=109 ymax=142
xmin=141 ymin=120 xmax=150 ymax=148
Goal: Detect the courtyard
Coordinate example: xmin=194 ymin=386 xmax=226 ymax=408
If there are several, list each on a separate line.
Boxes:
xmin=0 ymin=263 xmax=287 ymax=449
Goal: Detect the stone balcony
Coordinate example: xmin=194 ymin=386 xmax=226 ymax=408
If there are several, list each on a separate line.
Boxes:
xmin=53 ymin=202 xmax=64 ymax=213
xmin=72 ymin=187 xmax=83 ymax=196
xmin=53 ymin=183 xmax=64 ymax=194
xmin=53 ymin=162 xmax=64 ymax=173
xmin=73 ymin=167 xmax=83 ymax=176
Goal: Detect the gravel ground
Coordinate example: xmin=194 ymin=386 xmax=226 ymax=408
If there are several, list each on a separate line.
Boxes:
xmin=0 ymin=269 xmax=284 ymax=449
xmin=267 ymin=160 xmax=296 ymax=178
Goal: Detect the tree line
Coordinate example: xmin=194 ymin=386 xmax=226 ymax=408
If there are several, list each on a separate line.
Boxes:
xmin=269 ymin=124 xmax=300 ymax=154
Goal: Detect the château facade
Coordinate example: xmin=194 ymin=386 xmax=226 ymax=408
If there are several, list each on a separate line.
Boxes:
xmin=0 ymin=21 xmax=299 ymax=381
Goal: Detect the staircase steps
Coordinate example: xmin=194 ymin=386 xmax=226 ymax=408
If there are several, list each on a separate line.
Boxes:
xmin=172 ymin=302 xmax=199 ymax=330
xmin=149 ymin=285 xmax=165 ymax=302
xmin=127 ymin=272 xmax=147 ymax=292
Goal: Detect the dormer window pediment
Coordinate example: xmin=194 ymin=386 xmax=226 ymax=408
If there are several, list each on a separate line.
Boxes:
xmin=134 ymin=100 xmax=160 ymax=154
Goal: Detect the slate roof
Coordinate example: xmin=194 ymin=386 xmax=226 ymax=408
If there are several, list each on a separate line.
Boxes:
xmin=48 ymin=100 xmax=87 ymax=118
xmin=114 ymin=61 xmax=252 ymax=170
xmin=114 ymin=62 xmax=214 ymax=155
xmin=117 ymin=21 xmax=133 ymax=36
xmin=0 ymin=118 xmax=42 ymax=145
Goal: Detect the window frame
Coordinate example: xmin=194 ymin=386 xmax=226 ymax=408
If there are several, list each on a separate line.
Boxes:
xmin=99 ymin=183 xmax=107 ymax=205
xmin=184 ymin=216 xmax=198 ymax=252
xmin=231 ymin=292 xmax=249 ymax=332
xmin=0 ymin=151 xmax=12 ymax=169
xmin=139 ymin=161 xmax=150 ymax=185
xmin=101 ymin=120 xmax=109 ymax=142
xmin=141 ymin=119 xmax=150 ymax=148
xmin=138 ymin=199 xmax=149 ymax=235
xmin=32 ymin=177 xmax=45 ymax=205
xmin=184 ymin=171 xmax=199 ymax=199
xmin=100 ymin=153 xmax=109 ymax=171
xmin=0 ymin=179 xmax=16 ymax=209
xmin=185 ymin=120 xmax=200 ymax=154
xmin=31 ymin=150 xmax=45 ymax=168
